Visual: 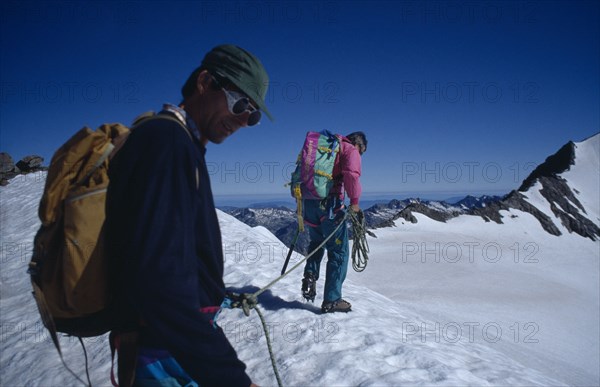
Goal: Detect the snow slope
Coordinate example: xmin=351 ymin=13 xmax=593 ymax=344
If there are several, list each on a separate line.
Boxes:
xmin=1 ymin=164 xmax=597 ymax=386
xmin=561 ymin=133 xmax=600 ymax=225
xmin=349 ymin=211 xmax=599 ymax=386
xmin=349 ymin=133 xmax=600 ymax=386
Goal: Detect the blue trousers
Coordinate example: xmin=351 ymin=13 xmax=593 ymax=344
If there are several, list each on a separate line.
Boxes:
xmin=134 ymin=347 xmax=198 ymax=387
xmin=303 ymin=198 xmax=349 ymax=302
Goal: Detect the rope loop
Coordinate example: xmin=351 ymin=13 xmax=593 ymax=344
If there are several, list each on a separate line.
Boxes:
xmin=226 ymin=293 xmax=258 ymax=317
xmin=347 ymin=208 xmax=377 ymax=272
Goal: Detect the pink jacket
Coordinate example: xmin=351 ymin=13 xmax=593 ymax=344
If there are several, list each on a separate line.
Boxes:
xmin=331 ymin=136 xmax=362 ymax=205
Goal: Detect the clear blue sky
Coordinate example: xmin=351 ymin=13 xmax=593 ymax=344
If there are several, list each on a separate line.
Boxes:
xmin=1 ymin=1 xmax=598 ymax=203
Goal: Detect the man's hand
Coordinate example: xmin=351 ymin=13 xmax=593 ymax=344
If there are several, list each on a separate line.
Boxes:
xmin=350 ymin=204 xmax=360 ymax=213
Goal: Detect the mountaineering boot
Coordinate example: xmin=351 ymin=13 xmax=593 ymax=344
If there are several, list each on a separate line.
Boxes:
xmin=301 ymin=272 xmax=317 ymax=302
xmin=321 ymin=299 xmax=352 ymax=313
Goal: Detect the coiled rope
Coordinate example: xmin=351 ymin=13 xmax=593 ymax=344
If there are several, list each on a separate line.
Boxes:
xmin=348 ymin=210 xmax=377 ymax=272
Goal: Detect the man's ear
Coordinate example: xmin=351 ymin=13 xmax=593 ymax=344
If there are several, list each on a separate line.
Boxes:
xmin=196 ymin=70 xmax=212 ymax=94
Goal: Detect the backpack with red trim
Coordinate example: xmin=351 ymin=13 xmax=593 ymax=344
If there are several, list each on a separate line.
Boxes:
xmin=290 ymin=130 xmax=341 ymax=202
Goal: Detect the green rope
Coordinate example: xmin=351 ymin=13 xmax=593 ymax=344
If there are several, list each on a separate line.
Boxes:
xmin=254 ymin=306 xmax=283 ymax=387
xmin=230 ymin=297 xmax=283 ymax=386
xmin=347 ymin=210 xmax=377 ymax=272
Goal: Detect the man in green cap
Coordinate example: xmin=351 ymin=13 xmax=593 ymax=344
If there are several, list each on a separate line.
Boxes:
xmin=105 ymin=44 xmax=271 ymax=386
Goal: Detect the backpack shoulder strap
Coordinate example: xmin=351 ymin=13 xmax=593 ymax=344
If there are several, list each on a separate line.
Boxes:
xmin=74 ymin=141 xmax=115 ymax=187
xmin=131 ymin=112 xmax=194 ymax=142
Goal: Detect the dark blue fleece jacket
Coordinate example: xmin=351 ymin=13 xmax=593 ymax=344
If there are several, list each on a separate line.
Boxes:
xmin=105 ymin=114 xmax=251 ymax=386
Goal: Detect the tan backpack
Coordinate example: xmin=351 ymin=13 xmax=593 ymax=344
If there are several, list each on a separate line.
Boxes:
xmin=28 ymin=113 xmax=188 ymax=386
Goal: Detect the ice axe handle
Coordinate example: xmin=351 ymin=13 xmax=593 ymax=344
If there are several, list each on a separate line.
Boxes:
xmin=280 ymin=229 xmax=300 ymax=275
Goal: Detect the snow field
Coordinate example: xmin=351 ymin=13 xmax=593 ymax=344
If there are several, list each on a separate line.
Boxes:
xmin=1 ymin=135 xmax=598 ymax=387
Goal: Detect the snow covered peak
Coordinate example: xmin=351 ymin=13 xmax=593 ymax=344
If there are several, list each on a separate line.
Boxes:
xmin=470 ymin=133 xmax=600 ymax=240
xmin=518 ymin=141 xmax=576 ymax=192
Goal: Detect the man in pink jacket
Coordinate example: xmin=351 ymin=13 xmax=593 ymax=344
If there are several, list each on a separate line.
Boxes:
xmin=302 ymin=132 xmax=368 ymax=313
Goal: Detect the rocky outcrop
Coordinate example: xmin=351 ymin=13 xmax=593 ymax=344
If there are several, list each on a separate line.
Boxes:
xmin=366 ymin=198 xmax=466 ymax=228
xmin=0 ymin=153 xmax=46 ymax=186
xmin=375 ymin=202 xmax=463 ymax=228
xmin=16 ymin=155 xmax=44 ymax=173
xmin=1 ymin=153 xmax=18 ymax=186
xmin=0 ymin=153 xmax=15 ymax=173
xmin=519 ymin=141 xmax=575 ymax=191
xmin=470 ymin=190 xmax=562 ymax=236
xmin=364 ymin=199 xmax=411 ymax=228
xmin=536 ymin=175 xmax=599 ymax=240
xmin=455 ymin=195 xmax=502 ymax=209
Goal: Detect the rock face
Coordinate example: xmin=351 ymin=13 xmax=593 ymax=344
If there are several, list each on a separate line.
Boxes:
xmin=374 ymin=201 xmax=462 ymax=229
xmin=1 ymin=153 xmax=17 ymax=185
xmin=0 ymin=153 xmax=15 ymax=173
xmin=454 ymin=195 xmax=502 ymax=210
xmin=519 ymin=141 xmax=575 ymax=191
xmin=0 ymin=153 xmax=46 ymax=186
xmin=16 ymin=155 xmax=44 ymax=173
xmin=365 ymin=198 xmax=465 ymax=229
xmin=471 ymin=190 xmax=562 ymax=236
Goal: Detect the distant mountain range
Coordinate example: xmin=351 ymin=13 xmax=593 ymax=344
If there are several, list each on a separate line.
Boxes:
xmin=225 ymin=133 xmax=600 ymax=252
xmin=224 ymin=195 xmax=502 ymax=254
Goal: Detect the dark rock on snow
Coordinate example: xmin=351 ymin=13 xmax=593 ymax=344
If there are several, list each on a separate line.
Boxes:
xmin=0 ymin=153 xmax=46 ymax=186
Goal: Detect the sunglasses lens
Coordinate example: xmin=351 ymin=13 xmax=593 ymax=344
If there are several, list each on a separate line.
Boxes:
xmin=247 ymin=111 xmax=261 ymax=126
xmin=232 ymin=98 xmax=249 ymax=115
xmin=222 ymin=88 xmax=261 ymax=125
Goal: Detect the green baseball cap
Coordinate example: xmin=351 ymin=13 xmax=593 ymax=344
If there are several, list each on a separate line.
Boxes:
xmin=201 ymin=44 xmax=273 ymax=122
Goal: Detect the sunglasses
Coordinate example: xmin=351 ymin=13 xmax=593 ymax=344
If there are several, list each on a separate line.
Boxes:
xmin=213 ymin=77 xmax=261 ymax=126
